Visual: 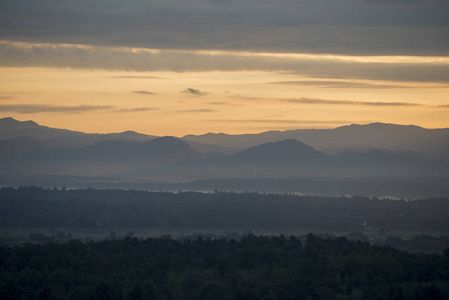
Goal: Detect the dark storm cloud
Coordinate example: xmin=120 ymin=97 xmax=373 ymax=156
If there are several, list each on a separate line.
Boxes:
xmin=0 ymin=0 xmax=448 ymax=55
xmin=132 ymin=90 xmax=157 ymax=95
xmin=0 ymin=104 xmax=114 ymax=114
xmin=284 ymin=97 xmax=423 ymax=107
xmin=181 ymin=88 xmax=208 ymax=96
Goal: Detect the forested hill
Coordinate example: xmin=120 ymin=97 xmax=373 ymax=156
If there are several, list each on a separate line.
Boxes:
xmin=1 ymin=235 xmax=448 ymax=299
xmin=1 ymin=186 xmax=449 ymax=234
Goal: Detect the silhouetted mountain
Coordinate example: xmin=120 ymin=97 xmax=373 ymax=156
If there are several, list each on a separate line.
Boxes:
xmin=1 ymin=117 xmax=449 ymax=197
xmin=183 ymin=123 xmax=449 ymax=161
xmin=0 ymin=117 xmax=79 ymax=140
xmin=231 ymin=139 xmax=328 ymax=164
xmin=0 ymin=117 xmax=232 ymax=153
xmin=45 ymin=136 xmax=198 ymax=163
xmin=0 ymin=136 xmax=47 ymax=155
xmin=185 ymin=140 xmax=238 ymax=155
xmin=0 ymin=117 xmax=157 ymax=147
xmin=142 ymin=136 xmax=199 ymax=160
xmin=332 ymin=149 xmax=449 ymax=177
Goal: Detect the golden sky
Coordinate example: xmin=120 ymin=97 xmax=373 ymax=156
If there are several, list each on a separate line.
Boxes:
xmin=1 ymin=1 xmax=448 ymax=136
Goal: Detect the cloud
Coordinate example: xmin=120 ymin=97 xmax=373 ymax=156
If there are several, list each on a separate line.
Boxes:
xmin=132 ymin=90 xmax=157 ymax=95
xmin=1 ymin=42 xmax=449 ymax=83
xmin=181 ymin=88 xmax=208 ymax=96
xmin=109 ymin=75 xmax=165 ymax=79
xmin=207 ymin=101 xmax=242 ymax=106
xmin=0 ymin=104 xmax=114 ymax=114
xmin=0 ymin=0 xmax=448 ymax=56
xmin=283 ymin=97 xmax=423 ymax=107
xmin=230 ymin=94 xmax=260 ymax=100
xmin=0 ymin=96 xmax=13 ymax=100
xmin=271 ymin=80 xmax=428 ymax=89
xmin=178 ymin=109 xmax=217 ymax=113
xmin=118 ymin=107 xmax=159 ymax=112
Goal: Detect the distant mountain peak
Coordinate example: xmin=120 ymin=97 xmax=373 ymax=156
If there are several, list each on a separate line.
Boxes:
xmin=144 ymin=136 xmax=198 ymax=157
xmin=0 ymin=117 xmax=39 ymax=129
xmin=233 ymin=139 xmax=327 ymax=163
xmin=343 ymin=122 xmax=423 ymax=130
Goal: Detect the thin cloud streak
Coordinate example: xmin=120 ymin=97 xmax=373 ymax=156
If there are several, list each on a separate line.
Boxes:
xmin=109 ymin=75 xmax=165 ymax=79
xmin=207 ymin=101 xmax=242 ymax=106
xmin=271 ymin=80 xmax=434 ymax=89
xmin=283 ymin=97 xmax=424 ymax=107
xmin=118 ymin=107 xmax=159 ymax=112
xmin=0 ymin=104 xmax=114 ymax=114
xmin=132 ymin=90 xmax=157 ymax=95
xmin=181 ymin=88 xmax=208 ymax=96
xmin=178 ymin=109 xmax=217 ymax=113
xmin=230 ymin=95 xmax=260 ymax=101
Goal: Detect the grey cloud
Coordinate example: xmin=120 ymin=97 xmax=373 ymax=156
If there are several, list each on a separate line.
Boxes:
xmin=284 ymin=97 xmax=423 ymax=107
xmin=132 ymin=90 xmax=157 ymax=95
xmin=0 ymin=104 xmax=114 ymax=114
xmin=0 ymin=0 xmax=448 ymax=55
xmin=182 ymin=88 xmax=208 ymax=96
xmin=363 ymin=0 xmax=424 ymax=5
xmin=2 ymin=42 xmax=449 ymax=84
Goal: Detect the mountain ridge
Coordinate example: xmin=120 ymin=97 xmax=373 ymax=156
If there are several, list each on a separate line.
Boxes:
xmin=1 ymin=117 xmax=449 ymax=184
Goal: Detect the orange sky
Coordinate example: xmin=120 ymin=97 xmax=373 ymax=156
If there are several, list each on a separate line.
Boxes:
xmin=1 ymin=0 xmax=448 ymax=136
xmin=1 ymin=47 xmax=448 ymax=136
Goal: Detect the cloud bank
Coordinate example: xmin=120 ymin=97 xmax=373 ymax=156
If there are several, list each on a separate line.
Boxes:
xmin=0 ymin=0 xmax=448 ymax=55
xmin=1 ymin=42 xmax=449 ymax=83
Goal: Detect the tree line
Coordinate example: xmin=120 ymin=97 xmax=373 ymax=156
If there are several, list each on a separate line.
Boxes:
xmin=1 ymin=186 xmax=448 ymax=233
xmin=1 ymin=234 xmax=448 ymax=299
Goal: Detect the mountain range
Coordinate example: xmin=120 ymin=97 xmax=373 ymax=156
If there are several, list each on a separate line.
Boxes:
xmin=184 ymin=123 xmax=449 ymax=161
xmin=1 ymin=117 xmax=448 ymax=197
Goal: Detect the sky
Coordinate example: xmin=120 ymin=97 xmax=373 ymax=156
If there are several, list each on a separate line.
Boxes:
xmin=0 ymin=0 xmax=448 ymax=136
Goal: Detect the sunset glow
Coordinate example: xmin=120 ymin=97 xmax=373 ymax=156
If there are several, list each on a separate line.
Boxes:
xmin=1 ymin=0 xmax=448 ymax=136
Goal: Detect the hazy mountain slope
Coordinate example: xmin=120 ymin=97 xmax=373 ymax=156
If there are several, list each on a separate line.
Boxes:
xmin=171 ymin=140 xmax=449 ymax=180
xmin=0 ymin=117 xmax=157 ymax=147
xmin=184 ymin=140 xmax=238 ymax=154
xmin=0 ymin=136 xmax=200 ymax=178
xmin=231 ymin=139 xmax=328 ymax=163
xmin=183 ymin=123 xmax=449 ymax=161
xmin=0 ymin=117 xmax=235 ymax=153
xmin=1 ymin=117 xmax=449 ymax=183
